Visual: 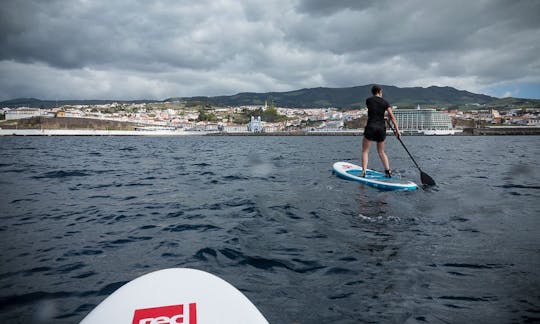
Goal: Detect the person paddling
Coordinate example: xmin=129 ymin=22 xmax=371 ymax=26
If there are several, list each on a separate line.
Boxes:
xmin=361 ymin=85 xmax=401 ymax=178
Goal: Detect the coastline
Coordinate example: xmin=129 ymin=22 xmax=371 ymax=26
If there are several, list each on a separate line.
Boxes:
xmin=464 ymin=126 xmax=540 ymax=135
xmin=0 ymin=129 xmax=209 ymax=136
xmin=1 ymin=127 xmax=540 ymax=136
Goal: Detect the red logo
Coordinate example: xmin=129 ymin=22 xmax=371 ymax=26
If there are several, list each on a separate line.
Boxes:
xmin=133 ymin=303 xmax=197 ymax=324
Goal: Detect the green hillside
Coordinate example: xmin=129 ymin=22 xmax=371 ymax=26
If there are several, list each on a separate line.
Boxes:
xmin=3 ymin=84 xmax=539 ymax=110
xmin=166 ymin=85 xmax=498 ymax=109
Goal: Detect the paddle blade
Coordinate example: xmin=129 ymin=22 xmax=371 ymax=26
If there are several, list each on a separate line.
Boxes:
xmin=420 ymin=171 xmax=436 ymax=186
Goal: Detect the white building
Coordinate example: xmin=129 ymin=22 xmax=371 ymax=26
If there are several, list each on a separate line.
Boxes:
xmin=247 ymin=116 xmax=263 ymax=132
xmin=526 ymin=118 xmax=540 ymax=126
xmin=222 ymin=125 xmax=249 ymax=133
xmin=5 ymin=108 xmax=43 ymax=120
xmin=394 ymin=107 xmax=455 ymax=135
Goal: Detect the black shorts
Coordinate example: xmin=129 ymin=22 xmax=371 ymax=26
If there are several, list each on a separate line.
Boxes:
xmin=364 ymin=124 xmax=386 ymax=142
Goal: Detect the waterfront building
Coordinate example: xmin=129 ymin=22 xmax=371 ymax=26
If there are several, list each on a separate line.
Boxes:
xmin=63 ymin=110 xmax=85 ymax=118
xmin=5 ymin=108 xmax=43 ymax=120
xmin=394 ymin=106 xmax=457 ymax=135
xmin=247 ymin=116 xmax=263 ymax=132
xmin=222 ymin=125 xmax=248 ymax=133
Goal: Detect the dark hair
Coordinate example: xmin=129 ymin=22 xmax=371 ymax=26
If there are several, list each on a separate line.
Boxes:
xmin=371 ymin=85 xmax=382 ymax=95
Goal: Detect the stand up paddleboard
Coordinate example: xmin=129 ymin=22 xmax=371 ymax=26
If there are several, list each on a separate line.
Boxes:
xmin=81 ymin=268 xmax=268 ymax=324
xmin=333 ymin=161 xmax=418 ymax=191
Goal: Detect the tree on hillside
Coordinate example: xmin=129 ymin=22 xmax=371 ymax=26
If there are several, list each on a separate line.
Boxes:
xmin=198 ymin=109 xmax=218 ymax=122
xmin=243 ymin=105 xmax=287 ymax=122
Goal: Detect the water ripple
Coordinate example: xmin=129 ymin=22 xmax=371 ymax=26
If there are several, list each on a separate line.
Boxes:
xmin=1 ymin=136 xmax=539 ymax=323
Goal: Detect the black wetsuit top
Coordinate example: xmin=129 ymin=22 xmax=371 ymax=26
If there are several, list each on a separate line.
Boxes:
xmin=364 ymin=96 xmax=390 ymax=142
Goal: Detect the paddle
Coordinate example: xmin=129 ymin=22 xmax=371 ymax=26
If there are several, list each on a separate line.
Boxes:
xmin=386 ymin=120 xmax=436 ymax=186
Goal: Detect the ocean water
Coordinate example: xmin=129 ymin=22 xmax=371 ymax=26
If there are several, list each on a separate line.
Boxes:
xmin=0 ymin=135 xmax=539 ymax=323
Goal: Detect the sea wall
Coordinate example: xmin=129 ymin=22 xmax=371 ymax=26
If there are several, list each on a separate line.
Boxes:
xmin=2 ymin=128 xmax=539 ymax=136
xmin=0 ymin=129 xmax=207 ymax=136
xmin=463 ymin=127 xmax=540 ymax=135
xmin=212 ymin=131 xmax=363 ymax=136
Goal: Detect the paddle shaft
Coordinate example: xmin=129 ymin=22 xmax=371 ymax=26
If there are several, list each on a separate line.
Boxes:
xmin=386 ymin=119 xmax=436 ymax=186
xmin=386 ymin=120 xmax=422 ymax=171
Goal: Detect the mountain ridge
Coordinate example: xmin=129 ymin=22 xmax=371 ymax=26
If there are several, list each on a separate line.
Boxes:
xmin=2 ymin=85 xmax=539 ymax=109
xmin=165 ymin=84 xmax=497 ymax=108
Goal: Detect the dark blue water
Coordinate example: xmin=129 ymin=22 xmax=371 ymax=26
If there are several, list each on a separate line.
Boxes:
xmin=0 ymin=136 xmax=539 ymax=323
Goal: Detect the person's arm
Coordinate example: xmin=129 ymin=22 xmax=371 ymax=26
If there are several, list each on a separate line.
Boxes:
xmin=386 ymin=107 xmax=401 ymax=138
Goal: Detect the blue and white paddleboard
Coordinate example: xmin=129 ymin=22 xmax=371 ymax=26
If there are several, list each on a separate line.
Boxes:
xmin=81 ymin=268 xmax=268 ymax=324
xmin=333 ymin=161 xmax=418 ymax=191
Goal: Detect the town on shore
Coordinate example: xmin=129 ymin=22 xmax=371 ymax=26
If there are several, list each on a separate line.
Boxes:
xmin=1 ymin=100 xmax=539 ymax=136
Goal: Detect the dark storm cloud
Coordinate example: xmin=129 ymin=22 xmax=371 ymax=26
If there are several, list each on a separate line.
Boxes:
xmin=0 ymin=0 xmax=539 ymax=100
xmin=0 ymin=1 xmax=215 ymax=70
xmin=290 ymin=0 xmax=540 ymax=92
xmin=296 ymin=0 xmax=377 ymax=15
xmin=293 ymin=0 xmax=539 ymax=58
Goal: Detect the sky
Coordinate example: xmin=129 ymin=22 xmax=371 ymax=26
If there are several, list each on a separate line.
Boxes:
xmin=1 ymin=0 xmax=539 ymax=101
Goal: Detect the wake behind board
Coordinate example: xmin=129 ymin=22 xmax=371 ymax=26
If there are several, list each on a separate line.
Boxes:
xmin=333 ymin=161 xmax=418 ymax=191
xmin=81 ymin=268 xmax=268 ymax=324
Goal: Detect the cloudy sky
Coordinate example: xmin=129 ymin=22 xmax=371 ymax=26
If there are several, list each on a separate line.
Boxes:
xmin=1 ymin=0 xmax=539 ymax=100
